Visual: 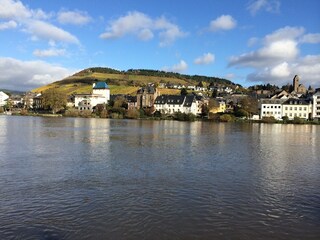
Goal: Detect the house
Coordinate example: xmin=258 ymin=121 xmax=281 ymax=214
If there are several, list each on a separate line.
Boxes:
xmin=154 ymin=95 xmax=199 ymax=115
xmin=136 ymin=84 xmax=159 ymax=110
xmin=311 ymin=91 xmax=320 ymax=120
xmin=74 ymin=82 xmax=110 ymax=111
xmin=0 ymin=91 xmax=9 ymax=107
xmin=259 ymin=99 xmax=286 ymax=120
xmin=282 ymin=98 xmax=312 ymax=120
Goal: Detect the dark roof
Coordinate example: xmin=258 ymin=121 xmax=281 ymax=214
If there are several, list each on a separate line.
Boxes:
xmin=283 ymin=98 xmax=310 ymax=105
xmin=154 ymin=95 xmax=185 ymax=105
xmin=184 ymin=95 xmax=196 ymax=107
xmin=93 ymin=82 xmax=109 ymax=89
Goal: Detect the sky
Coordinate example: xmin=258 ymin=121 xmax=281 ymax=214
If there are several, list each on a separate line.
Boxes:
xmin=0 ymin=0 xmax=319 ymax=91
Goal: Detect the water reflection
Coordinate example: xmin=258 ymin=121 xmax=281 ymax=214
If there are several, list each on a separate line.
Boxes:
xmin=0 ymin=116 xmax=319 ymax=240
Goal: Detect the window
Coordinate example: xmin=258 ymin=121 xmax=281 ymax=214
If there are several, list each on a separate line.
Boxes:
xmin=294 ymin=107 xmax=297 ymax=110
xmin=304 ymin=107 xmax=307 ymax=111
xmin=263 ymin=106 xmax=266 ymax=108
xmin=285 ymin=107 xmax=288 ymax=110
xmin=290 ymin=107 xmax=292 ymax=110
xmin=271 ymin=106 xmax=273 ymax=108
xmin=299 ymin=107 xmax=302 ymax=111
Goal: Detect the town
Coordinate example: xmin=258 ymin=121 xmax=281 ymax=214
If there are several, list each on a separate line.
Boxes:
xmin=1 ymin=74 xmax=320 ymax=123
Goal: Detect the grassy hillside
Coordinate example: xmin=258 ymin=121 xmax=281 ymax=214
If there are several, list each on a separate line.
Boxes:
xmin=32 ymin=67 xmax=236 ymax=96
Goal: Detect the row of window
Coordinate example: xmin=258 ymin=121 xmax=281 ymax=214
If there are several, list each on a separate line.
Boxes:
xmin=284 ymin=113 xmax=307 ymax=117
xmin=284 ymin=107 xmax=307 ymax=111
xmin=263 ymin=105 xmax=281 ymax=109
xmin=263 ymin=111 xmax=281 ymax=115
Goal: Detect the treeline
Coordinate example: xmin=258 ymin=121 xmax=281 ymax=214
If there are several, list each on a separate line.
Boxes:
xmin=72 ymin=67 xmax=235 ymax=86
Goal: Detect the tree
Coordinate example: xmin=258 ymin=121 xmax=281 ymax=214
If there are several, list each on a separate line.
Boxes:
xmin=41 ymin=88 xmax=67 ymax=114
xmin=211 ymin=89 xmax=218 ymax=98
xmin=239 ymin=96 xmax=258 ymax=116
xmin=180 ymin=88 xmax=188 ymax=96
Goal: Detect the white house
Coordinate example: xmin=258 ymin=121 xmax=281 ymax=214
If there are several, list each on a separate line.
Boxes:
xmin=74 ymin=82 xmax=110 ymax=111
xmin=0 ymin=91 xmax=9 ymax=107
xmin=154 ymin=95 xmax=199 ymax=115
xmin=311 ymin=91 xmax=320 ymax=120
xmin=260 ymin=99 xmax=286 ymax=120
xmin=282 ymin=98 xmax=312 ymax=120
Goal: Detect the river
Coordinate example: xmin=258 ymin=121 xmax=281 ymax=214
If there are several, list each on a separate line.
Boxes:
xmin=0 ymin=116 xmax=319 ymax=239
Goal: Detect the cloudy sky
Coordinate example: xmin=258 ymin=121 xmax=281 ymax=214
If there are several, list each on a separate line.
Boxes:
xmin=0 ymin=0 xmax=319 ymax=91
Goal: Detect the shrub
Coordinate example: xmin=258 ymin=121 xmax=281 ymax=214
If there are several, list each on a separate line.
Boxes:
xmin=219 ymin=114 xmax=235 ymax=122
xmin=99 ymin=109 xmax=108 ymax=118
xmin=111 ymin=112 xmax=123 ymax=119
xmin=20 ymin=109 xmax=29 ymax=116
xmin=126 ymin=108 xmax=140 ymax=119
xmin=282 ymin=116 xmax=289 ymax=123
xmin=261 ymin=116 xmax=277 ymax=123
xmin=0 ymin=107 xmax=4 ymax=113
xmin=64 ymin=108 xmax=80 ymax=117
xmin=292 ymin=116 xmax=304 ymax=124
xmin=80 ymin=110 xmax=93 ymax=118
xmin=234 ymin=109 xmax=249 ymax=118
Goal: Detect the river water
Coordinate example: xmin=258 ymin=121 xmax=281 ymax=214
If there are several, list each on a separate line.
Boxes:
xmin=0 ymin=116 xmax=319 ymax=239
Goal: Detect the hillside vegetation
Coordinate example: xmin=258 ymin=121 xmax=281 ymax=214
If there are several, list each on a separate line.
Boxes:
xmin=33 ymin=67 xmax=236 ymax=96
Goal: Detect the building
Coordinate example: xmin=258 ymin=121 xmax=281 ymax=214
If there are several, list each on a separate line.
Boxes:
xmin=292 ymin=75 xmax=307 ymax=94
xmin=74 ymin=82 xmax=110 ymax=111
xmin=154 ymin=95 xmax=199 ymax=115
xmin=136 ymin=84 xmax=159 ymax=109
xmin=0 ymin=91 xmax=9 ymax=107
xmin=260 ymin=99 xmax=286 ymax=120
xmin=311 ymin=91 xmax=320 ymax=120
xmin=282 ymin=98 xmax=312 ymax=120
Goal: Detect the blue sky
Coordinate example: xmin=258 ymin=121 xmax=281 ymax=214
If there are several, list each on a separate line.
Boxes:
xmin=0 ymin=0 xmax=319 ymax=91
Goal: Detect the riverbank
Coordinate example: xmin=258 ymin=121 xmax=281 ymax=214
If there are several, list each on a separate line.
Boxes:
xmin=3 ymin=111 xmax=320 ymax=125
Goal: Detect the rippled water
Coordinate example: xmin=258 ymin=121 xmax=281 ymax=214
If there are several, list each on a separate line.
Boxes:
xmin=0 ymin=116 xmax=319 ymax=239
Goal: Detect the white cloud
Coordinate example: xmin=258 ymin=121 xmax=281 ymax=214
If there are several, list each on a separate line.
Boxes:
xmin=194 ymin=53 xmax=215 ymax=65
xmin=25 ymin=20 xmax=80 ymax=44
xmin=229 ymin=27 xmax=302 ymax=68
xmin=100 ymin=11 xmax=187 ymax=46
xmin=33 ymin=48 xmax=66 ymax=57
xmin=57 ymin=10 xmax=92 ymax=25
xmin=163 ymin=60 xmax=188 ymax=73
xmin=0 ymin=20 xmax=17 ymax=30
xmin=247 ymin=0 xmax=281 ymax=16
xmin=270 ymin=62 xmax=290 ymax=78
xmin=209 ymin=15 xmax=237 ymax=31
xmin=0 ymin=0 xmax=79 ymax=45
xmin=0 ymin=57 xmax=75 ymax=91
xmin=229 ymin=26 xmax=320 ymax=86
xmin=0 ymin=0 xmax=31 ymax=19
xmin=300 ymin=33 xmax=320 ymax=44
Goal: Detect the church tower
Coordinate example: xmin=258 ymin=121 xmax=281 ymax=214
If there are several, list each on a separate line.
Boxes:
xmin=293 ymin=75 xmax=299 ymax=92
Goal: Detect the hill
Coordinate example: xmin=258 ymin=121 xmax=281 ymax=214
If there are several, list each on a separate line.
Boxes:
xmin=32 ymin=67 xmax=238 ymax=96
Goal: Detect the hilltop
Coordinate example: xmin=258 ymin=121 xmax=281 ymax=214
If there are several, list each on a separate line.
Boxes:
xmin=32 ymin=67 xmax=238 ymax=96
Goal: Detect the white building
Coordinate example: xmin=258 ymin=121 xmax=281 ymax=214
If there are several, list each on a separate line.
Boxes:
xmin=74 ymin=82 xmax=110 ymax=111
xmin=282 ymin=98 xmax=312 ymax=120
xmin=154 ymin=95 xmax=199 ymax=115
xmin=260 ymin=99 xmax=285 ymax=120
xmin=0 ymin=91 xmax=9 ymax=107
xmin=311 ymin=91 xmax=320 ymax=120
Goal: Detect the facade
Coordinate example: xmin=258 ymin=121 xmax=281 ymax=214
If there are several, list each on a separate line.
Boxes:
xmin=154 ymin=95 xmax=199 ymax=115
xmin=136 ymin=84 xmax=159 ymax=109
xmin=74 ymin=82 xmax=110 ymax=111
xmin=260 ymin=99 xmax=285 ymax=120
xmin=282 ymin=98 xmax=312 ymax=120
xmin=0 ymin=91 xmax=9 ymax=107
xmin=311 ymin=91 xmax=320 ymax=119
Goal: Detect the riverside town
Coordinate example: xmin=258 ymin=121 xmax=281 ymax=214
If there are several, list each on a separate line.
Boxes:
xmin=1 ymin=70 xmax=320 ymax=124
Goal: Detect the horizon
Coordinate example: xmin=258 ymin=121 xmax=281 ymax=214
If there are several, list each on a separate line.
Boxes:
xmin=0 ymin=0 xmax=319 ymax=91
